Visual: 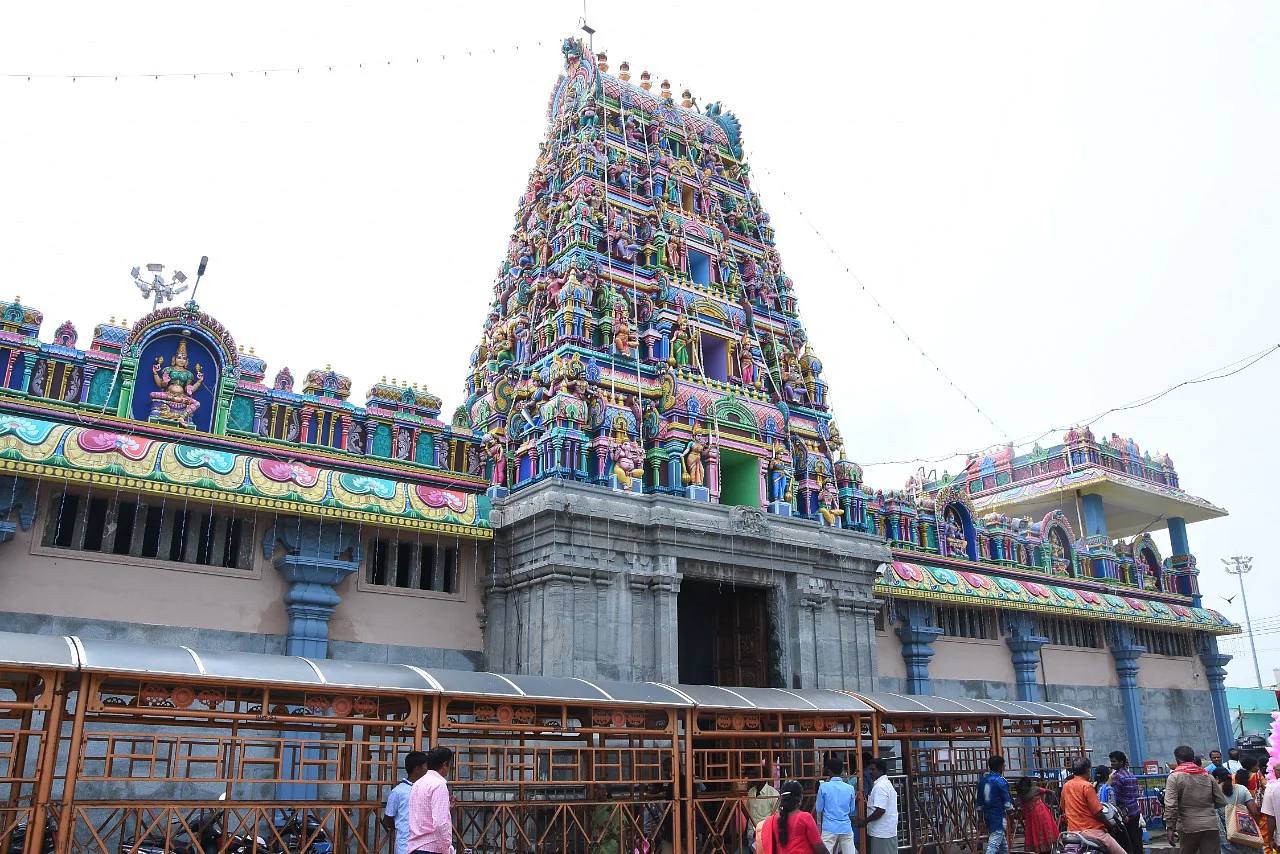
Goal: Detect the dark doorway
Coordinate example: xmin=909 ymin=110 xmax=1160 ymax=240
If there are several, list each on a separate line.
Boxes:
xmin=678 ymin=579 xmax=772 ymax=687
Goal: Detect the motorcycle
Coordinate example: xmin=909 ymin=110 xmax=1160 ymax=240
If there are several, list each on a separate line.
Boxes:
xmin=1051 ymin=802 xmax=1126 ymax=854
xmin=122 ymin=800 xmax=265 ymax=854
xmin=268 ymin=811 xmax=331 ymax=854
xmin=7 ymin=818 xmax=55 ymax=854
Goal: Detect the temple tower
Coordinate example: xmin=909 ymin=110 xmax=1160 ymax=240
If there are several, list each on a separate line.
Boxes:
xmin=465 ymin=40 xmax=888 ymax=688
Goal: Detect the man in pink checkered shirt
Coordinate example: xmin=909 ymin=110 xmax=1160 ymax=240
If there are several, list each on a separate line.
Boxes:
xmin=407 ymin=747 xmax=455 ymax=854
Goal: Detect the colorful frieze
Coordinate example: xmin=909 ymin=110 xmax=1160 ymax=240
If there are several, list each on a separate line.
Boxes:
xmin=0 ymin=413 xmax=489 ymax=537
xmin=879 ymin=561 xmax=1235 ymax=634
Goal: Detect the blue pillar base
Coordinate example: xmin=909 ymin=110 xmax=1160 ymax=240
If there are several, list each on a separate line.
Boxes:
xmin=767 ymin=501 xmax=793 ymax=517
xmin=686 ymin=485 xmax=710 ymax=502
xmin=486 ymin=485 xmax=510 ymax=500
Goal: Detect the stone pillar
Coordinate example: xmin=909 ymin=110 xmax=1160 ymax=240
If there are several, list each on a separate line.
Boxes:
xmin=1081 ymin=493 xmax=1107 ymax=537
xmin=1199 ymin=637 xmax=1235 ymax=754
xmin=1109 ymin=626 xmax=1148 ymax=763
xmin=79 ymin=364 xmax=98 ymax=403
xmin=895 ymin=601 xmax=942 ymax=695
xmin=1005 ymin=613 xmax=1049 ymax=702
xmin=263 ymin=519 xmax=362 ymax=658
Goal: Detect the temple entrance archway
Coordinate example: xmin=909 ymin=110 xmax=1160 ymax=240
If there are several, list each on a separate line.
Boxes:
xmin=677 ymin=578 xmax=772 ymax=687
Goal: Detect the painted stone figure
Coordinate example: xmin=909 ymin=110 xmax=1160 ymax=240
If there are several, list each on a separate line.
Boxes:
xmin=682 ymin=425 xmax=709 ymax=487
xmin=610 ymin=419 xmax=643 ymax=490
xmin=768 ymin=440 xmax=794 ymax=503
xmin=149 ymin=340 xmax=205 ymax=428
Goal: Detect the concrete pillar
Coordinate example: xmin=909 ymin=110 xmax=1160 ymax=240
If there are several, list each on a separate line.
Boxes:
xmin=262 ymin=519 xmax=362 ymax=658
xmin=895 ymin=601 xmax=942 ymax=695
xmin=1005 ymin=613 xmax=1049 ymax=702
xmin=1199 ymin=638 xmax=1235 ymax=754
xmin=1081 ymin=493 xmax=1107 ymax=538
xmin=1109 ymin=627 xmax=1148 ymax=763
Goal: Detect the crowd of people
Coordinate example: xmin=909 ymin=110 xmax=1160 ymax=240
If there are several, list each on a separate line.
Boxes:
xmin=377 ymin=742 xmax=1279 ymax=854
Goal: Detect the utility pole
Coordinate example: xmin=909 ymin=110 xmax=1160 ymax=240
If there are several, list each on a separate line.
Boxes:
xmin=1223 ymin=556 xmax=1264 ymax=688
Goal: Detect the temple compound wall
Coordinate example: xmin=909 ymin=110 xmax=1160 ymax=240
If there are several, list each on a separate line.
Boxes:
xmin=485 ymin=478 xmax=887 ymax=690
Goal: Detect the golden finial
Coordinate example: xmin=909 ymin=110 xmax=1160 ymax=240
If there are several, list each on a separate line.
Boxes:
xmin=325 ymin=363 xmax=331 ymax=371
xmin=412 ymin=382 xmax=419 ymax=390
xmin=391 ymin=377 xmax=398 ymax=385
xmin=381 ymin=375 xmax=387 ymax=383
xmin=596 ymin=52 xmax=608 ymax=73
xmin=619 ymin=61 xmax=630 ymax=82
xmin=249 ymin=346 xmax=255 ymax=355
xmin=109 ymin=316 xmax=116 ymax=324
xmin=121 ymin=319 xmax=128 ymax=327
xmin=640 ymin=70 xmax=652 ymax=91
xmin=13 ymin=295 xmax=20 ymax=303
xmin=660 ymin=79 xmax=672 ymax=102
xmin=238 ymin=344 xmax=244 ymax=353
xmin=680 ymin=88 xmax=693 ymax=108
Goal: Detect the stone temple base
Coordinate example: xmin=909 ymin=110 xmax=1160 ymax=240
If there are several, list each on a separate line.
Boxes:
xmin=484 ymin=479 xmax=890 ymax=689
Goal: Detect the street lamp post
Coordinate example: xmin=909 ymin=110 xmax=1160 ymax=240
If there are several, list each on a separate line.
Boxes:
xmin=1223 ymin=556 xmax=1264 ymax=688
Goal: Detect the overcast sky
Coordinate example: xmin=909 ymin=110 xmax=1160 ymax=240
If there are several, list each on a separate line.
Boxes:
xmin=2 ymin=1 xmax=1278 ymax=688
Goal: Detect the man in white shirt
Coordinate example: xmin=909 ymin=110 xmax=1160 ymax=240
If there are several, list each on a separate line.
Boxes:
xmin=1224 ymin=749 xmax=1244 ymax=776
xmin=382 ymin=751 xmax=428 ymax=854
xmin=1262 ymin=774 xmax=1280 ymax=849
xmin=858 ymin=758 xmax=899 ymax=854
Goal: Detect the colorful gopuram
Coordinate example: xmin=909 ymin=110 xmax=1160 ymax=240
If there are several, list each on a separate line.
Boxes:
xmin=0 ymin=38 xmax=1238 ymax=761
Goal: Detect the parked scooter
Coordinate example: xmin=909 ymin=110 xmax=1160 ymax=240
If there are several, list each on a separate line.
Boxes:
xmin=1051 ymin=802 xmax=1125 ymax=854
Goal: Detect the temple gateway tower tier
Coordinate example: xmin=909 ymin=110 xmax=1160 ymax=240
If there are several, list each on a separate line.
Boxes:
xmin=466 ymin=40 xmax=888 ymax=688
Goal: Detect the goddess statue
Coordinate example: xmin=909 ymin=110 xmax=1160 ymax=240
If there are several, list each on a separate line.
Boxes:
xmin=682 ymin=425 xmax=709 ymax=487
xmin=817 ymin=479 xmax=842 ymax=526
xmin=149 ymin=340 xmax=205 ymax=428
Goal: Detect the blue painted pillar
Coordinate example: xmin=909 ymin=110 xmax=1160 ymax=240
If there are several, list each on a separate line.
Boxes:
xmin=263 ymin=520 xmax=362 ymax=658
xmin=1109 ymin=627 xmax=1149 ymax=763
xmin=1167 ymin=517 xmax=1189 ymax=556
xmin=0 ymin=476 xmax=36 ymax=545
xmin=1005 ymin=613 xmax=1049 ymax=702
xmin=1199 ymin=639 xmax=1235 ymax=753
xmin=896 ymin=601 xmax=943 ymax=695
xmin=1080 ymin=493 xmax=1108 ymax=538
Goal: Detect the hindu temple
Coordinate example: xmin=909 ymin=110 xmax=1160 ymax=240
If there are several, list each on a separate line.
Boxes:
xmin=0 ymin=37 xmax=1237 ymax=763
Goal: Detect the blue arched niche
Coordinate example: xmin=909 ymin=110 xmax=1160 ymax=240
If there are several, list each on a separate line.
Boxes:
xmin=132 ymin=332 xmax=221 ymax=432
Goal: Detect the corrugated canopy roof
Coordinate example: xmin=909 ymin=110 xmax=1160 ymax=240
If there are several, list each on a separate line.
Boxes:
xmin=0 ymin=631 xmax=1090 ymax=719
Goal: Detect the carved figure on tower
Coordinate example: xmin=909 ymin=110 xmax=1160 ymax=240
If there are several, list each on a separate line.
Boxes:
xmin=682 ymin=424 xmax=709 ymax=487
xmin=149 ymin=340 xmax=204 ymax=427
xmin=610 ymin=417 xmax=643 ymax=490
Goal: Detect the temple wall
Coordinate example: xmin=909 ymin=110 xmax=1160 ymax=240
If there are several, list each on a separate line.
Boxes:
xmin=0 ymin=517 xmax=287 ymax=635
xmin=930 ymin=636 xmax=1018 ymax=683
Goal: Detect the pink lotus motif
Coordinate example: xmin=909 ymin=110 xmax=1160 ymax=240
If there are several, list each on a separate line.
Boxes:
xmin=1078 ymin=590 xmax=1102 ymax=605
xmin=959 ymin=571 xmax=990 ymax=589
xmin=415 ymin=486 xmax=469 ymax=512
xmin=1124 ymin=597 xmax=1147 ymax=611
xmin=1022 ymin=581 xmax=1050 ymax=599
xmin=1171 ymin=605 xmax=1192 ymax=618
xmin=257 ymin=459 xmax=321 ymax=486
xmin=77 ymin=430 xmax=153 ymax=460
xmin=892 ymin=562 xmax=924 ymax=582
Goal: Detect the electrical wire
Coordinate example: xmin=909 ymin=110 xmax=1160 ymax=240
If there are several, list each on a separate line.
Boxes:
xmin=858 ymin=342 xmax=1280 ymax=469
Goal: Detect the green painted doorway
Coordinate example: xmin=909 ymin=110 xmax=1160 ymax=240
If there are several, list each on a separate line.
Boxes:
xmin=719 ymin=448 xmax=760 ymax=508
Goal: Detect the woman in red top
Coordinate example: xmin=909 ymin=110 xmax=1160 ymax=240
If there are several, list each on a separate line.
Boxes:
xmin=1018 ymin=777 xmax=1060 ymax=854
xmin=758 ymin=780 xmax=827 ymax=854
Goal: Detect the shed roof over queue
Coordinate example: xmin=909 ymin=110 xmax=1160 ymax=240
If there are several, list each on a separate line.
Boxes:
xmin=0 ymin=630 xmax=1091 ymax=720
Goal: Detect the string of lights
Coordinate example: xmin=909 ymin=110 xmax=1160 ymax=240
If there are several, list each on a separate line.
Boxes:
xmin=2 ymin=39 xmax=552 ymax=82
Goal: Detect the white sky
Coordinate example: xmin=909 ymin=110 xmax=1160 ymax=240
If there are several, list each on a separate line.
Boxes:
xmin=3 ymin=1 xmax=1278 ymax=689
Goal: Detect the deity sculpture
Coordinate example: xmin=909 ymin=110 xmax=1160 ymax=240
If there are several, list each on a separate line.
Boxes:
xmin=610 ymin=418 xmax=644 ymax=490
xmin=682 ymin=425 xmax=709 ymax=487
xmin=768 ymin=440 xmax=794 ymax=503
xmin=670 ymin=317 xmax=694 ymax=369
xmin=943 ymin=507 xmax=969 ymax=558
xmin=149 ymin=340 xmax=205 ymax=428
xmin=817 ymin=479 xmax=842 ymax=526
xmin=737 ymin=332 xmax=759 ymax=387
xmin=483 ymin=430 xmax=508 ymax=487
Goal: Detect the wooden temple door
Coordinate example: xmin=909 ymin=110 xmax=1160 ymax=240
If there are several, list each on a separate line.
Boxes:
xmin=714 ymin=588 xmax=768 ymax=687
